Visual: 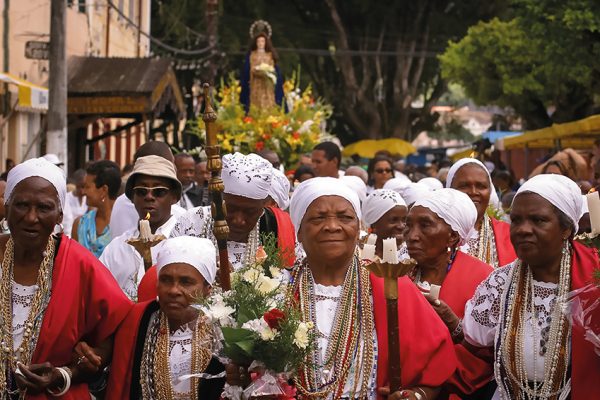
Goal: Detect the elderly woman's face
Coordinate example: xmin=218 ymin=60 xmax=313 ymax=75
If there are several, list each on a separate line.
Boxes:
xmin=6 ymin=177 xmax=62 ymax=248
xmin=158 ymin=263 xmax=209 ymax=325
xmin=405 ymin=206 xmax=457 ymax=266
xmin=510 ymin=193 xmax=571 ymax=268
xmin=224 ymin=193 xmax=266 ymax=242
xmin=371 ymin=205 xmax=407 ymax=244
xmin=298 ymin=195 xmax=359 ymax=262
xmin=451 ymin=164 xmax=491 ymax=222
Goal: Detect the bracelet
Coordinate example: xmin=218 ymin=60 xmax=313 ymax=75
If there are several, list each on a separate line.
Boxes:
xmin=416 ymin=387 xmax=428 ymax=400
xmin=47 ymin=367 xmax=72 ymax=397
xmin=451 ymin=319 xmax=463 ymax=339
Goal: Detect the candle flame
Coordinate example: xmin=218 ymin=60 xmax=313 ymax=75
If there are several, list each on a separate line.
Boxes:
xmin=145 ymin=212 xmax=151 ymax=220
xmin=590 ymin=188 xmax=597 ymax=194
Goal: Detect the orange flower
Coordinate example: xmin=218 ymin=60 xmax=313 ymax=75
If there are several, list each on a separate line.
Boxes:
xmin=243 ymin=116 xmax=253 ymax=123
xmin=262 ymin=134 xmax=271 ymax=140
xmin=255 ymin=141 xmax=265 ymax=151
xmin=292 ymin=132 xmax=300 ymax=139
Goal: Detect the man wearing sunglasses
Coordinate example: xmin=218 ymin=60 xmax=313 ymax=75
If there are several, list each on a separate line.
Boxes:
xmin=100 ymin=155 xmax=183 ymax=300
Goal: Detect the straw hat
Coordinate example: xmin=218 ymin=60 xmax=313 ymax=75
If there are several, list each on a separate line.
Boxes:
xmin=125 ymin=155 xmax=182 ymax=201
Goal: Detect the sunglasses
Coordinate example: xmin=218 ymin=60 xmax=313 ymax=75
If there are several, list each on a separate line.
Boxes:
xmin=375 ymin=168 xmax=393 ymax=174
xmin=132 ymin=186 xmax=171 ymax=198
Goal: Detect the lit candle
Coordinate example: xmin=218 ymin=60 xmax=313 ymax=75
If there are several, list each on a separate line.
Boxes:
xmin=586 ymin=191 xmax=600 ymax=236
xmin=361 ymin=244 xmax=376 ymax=261
xmin=429 ymin=284 xmax=441 ymax=301
xmin=139 ymin=213 xmax=152 ymax=240
xmin=382 ymin=237 xmax=399 ymax=264
xmin=366 ymin=234 xmax=377 ymax=246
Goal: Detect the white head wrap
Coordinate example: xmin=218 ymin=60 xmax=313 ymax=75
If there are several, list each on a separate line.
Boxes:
xmin=267 ymin=168 xmax=291 ymax=210
xmin=340 ymin=175 xmax=367 ymax=204
xmin=383 ymin=176 xmax=412 ymax=192
xmin=418 ymin=177 xmax=443 ymax=191
xmin=581 ymin=194 xmax=589 ymax=216
xmin=5 ymin=157 xmax=66 ymax=210
xmin=290 ymin=177 xmax=361 ymax=236
xmin=397 ymin=183 xmax=430 ymax=205
xmin=361 ymin=189 xmax=407 ymax=227
xmin=222 ymin=152 xmax=273 ymax=200
xmin=514 ymin=174 xmax=582 ymax=234
xmin=412 ymin=188 xmax=478 ymax=245
xmin=156 ymin=236 xmax=217 ymax=285
xmin=446 ymin=157 xmax=501 ymax=210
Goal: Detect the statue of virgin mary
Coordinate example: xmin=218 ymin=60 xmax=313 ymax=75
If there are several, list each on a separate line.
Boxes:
xmin=240 ymin=20 xmax=284 ymax=113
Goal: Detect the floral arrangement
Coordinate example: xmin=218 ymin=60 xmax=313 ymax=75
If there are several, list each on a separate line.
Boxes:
xmin=199 ymin=233 xmax=314 ymax=398
xmin=254 ymin=63 xmax=277 ymax=85
xmin=189 ymin=72 xmax=333 ymax=166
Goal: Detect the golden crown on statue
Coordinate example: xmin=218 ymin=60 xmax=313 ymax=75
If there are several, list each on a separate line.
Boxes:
xmin=249 ymin=19 xmax=272 ymax=39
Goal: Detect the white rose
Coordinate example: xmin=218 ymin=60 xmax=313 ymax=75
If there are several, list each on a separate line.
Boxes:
xmin=241 ymin=268 xmax=261 ymax=283
xmin=256 ymin=274 xmax=280 ymax=295
xmin=293 ymin=322 xmax=313 ymax=349
xmin=241 ymin=318 xmax=278 ymax=341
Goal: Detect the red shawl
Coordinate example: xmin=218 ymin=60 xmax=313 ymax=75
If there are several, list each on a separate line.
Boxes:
xmin=267 ymin=206 xmax=296 ymax=267
xmin=490 ymin=218 xmax=517 ymax=267
xmin=105 ymin=301 xmax=153 ymax=399
xmin=372 ymin=275 xmax=457 ymax=399
xmin=29 ymin=236 xmax=132 ymax=399
xmin=440 ymin=251 xmax=493 ymax=319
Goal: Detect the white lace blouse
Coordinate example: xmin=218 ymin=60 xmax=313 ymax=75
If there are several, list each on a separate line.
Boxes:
xmin=12 ymin=281 xmax=37 ymax=353
xmin=463 ymin=262 xmax=567 ymax=398
xmin=314 ymin=283 xmax=377 ymax=399
xmin=169 ymin=323 xmax=194 ymax=398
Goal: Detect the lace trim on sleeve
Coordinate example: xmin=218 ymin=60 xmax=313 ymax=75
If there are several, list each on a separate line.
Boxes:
xmin=170 ymin=206 xmax=214 ymax=240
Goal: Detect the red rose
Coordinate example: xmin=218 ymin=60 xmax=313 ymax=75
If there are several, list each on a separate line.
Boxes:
xmin=263 ymin=308 xmax=286 ymax=330
xmin=255 ymin=141 xmax=265 ymax=151
xmin=292 ymin=132 xmax=300 ymax=139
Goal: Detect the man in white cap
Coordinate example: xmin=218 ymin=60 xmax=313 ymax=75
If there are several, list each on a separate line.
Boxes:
xmin=172 ymin=152 xmax=296 ymax=270
xmin=107 ymin=236 xmax=225 ymax=399
xmin=100 ymin=155 xmax=183 ymax=300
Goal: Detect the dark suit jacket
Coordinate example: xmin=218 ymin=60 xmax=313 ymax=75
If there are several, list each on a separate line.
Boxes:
xmin=184 ymin=183 xmax=211 ymax=207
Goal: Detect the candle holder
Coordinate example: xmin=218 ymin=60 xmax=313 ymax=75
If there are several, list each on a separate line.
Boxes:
xmin=364 ymin=257 xmax=417 ymax=393
xmin=127 ymin=234 xmax=166 ymax=271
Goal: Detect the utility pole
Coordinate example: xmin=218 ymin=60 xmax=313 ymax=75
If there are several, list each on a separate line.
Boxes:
xmin=47 ymin=0 xmax=67 ymax=171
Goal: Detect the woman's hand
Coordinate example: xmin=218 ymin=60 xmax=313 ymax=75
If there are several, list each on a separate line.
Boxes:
xmin=378 ymin=386 xmax=418 ymax=399
xmin=225 ymin=363 xmax=250 ymax=387
xmin=72 ymin=341 xmax=103 ymax=375
xmin=14 ymin=362 xmax=63 ymax=394
xmin=425 ymin=296 xmax=460 ymax=332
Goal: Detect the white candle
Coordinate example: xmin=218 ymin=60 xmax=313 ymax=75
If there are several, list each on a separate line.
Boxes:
xmin=366 ymin=233 xmax=377 ymax=246
xmin=361 ymin=244 xmax=376 ymax=261
xmin=382 ymin=237 xmax=399 ymax=264
xmin=429 ymin=284 xmax=441 ymax=301
xmin=586 ymin=191 xmax=600 ymax=235
xmin=139 ymin=219 xmax=152 ymax=240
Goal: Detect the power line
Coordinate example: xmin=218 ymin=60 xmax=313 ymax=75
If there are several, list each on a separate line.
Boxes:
xmin=106 ymin=0 xmax=214 ymax=56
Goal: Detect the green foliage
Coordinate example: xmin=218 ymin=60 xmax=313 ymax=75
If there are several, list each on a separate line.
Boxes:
xmin=440 ymin=0 xmax=600 ymax=129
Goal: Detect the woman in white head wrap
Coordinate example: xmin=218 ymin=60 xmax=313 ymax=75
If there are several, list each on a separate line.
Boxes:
xmin=340 ymin=175 xmax=368 ymax=204
xmin=361 ymin=189 xmax=408 ymax=260
xmin=0 ymin=157 xmax=132 ymax=397
xmin=405 ymin=188 xmax=493 ymax=348
xmin=418 ymin=177 xmax=443 ymax=191
xmin=173 ymin=152 xmax=297 ymax=270
xmin=446 ymin=158 xmax=515 ymax=268
xmin=461 ymin=174 xmax=600 ymax=399
xmin=289 ymin=177 xmax=456 ymax=399
xmin=107 ymin=236 xmax=226 ymax=399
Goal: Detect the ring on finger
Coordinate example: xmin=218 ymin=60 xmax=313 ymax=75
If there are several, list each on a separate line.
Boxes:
xmin=76 ymin=355 xmax=86 ymax=365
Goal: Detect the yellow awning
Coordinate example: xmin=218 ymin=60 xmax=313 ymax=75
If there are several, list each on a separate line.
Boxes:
xmin=342 ymin=138 xmax=416 ymax=158
xmin=498 ymin=114 xmax=600 ymax=150
xmin=0 ymin=73 xmax=48 ymax=111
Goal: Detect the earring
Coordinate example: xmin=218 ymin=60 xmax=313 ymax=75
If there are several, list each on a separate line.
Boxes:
xmin=0 ymin=219 xmax=8 ymax=232
xmin=447 ymin=246 xmax=451 ymax=253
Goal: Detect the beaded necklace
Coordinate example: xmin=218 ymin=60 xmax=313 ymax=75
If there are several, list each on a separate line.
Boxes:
xmin=241 ymin=222 xmax=260 ymax=267
xmin=291 ymin=255 xmax=375 ymax=399
xmin=140 ymin=311 xmax=212 ymax=400
xmin=467 ymin=214 xmax=499 ymax=268
xmin=494 ymin=244 xmax=571 ymax=399
xmin=0 ymin=237 xmax=55 ymax=397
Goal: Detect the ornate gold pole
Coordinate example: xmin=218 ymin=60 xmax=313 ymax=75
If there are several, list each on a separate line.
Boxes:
xmin=203 ymin=83 xmax=231 ymax=291
xmin=365 ymin=259 xmax=416 ymax=393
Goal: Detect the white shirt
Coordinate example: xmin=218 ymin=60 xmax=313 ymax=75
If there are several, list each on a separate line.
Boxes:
xmin=62 ymin=192 xmax=87 ymax=237
xmin=100 ymin=215 xmax=179 ymax=300
xmin=463 ymin=263 xmax=565 ymax=399
xmin=12 ymin=281 xmax=37 ymax=353
xmin=109 ymin=193 xmax=186 ymax=239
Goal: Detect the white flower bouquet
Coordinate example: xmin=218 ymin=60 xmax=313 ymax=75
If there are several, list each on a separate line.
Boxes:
xmin=199 ymin=234 xmax=314 ymax=399
xmin=254 ymin=62 xmax=277 ymax=85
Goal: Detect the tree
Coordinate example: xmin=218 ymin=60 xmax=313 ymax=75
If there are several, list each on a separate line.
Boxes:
xmin=440 ymin=0 xmax=600 ymax=130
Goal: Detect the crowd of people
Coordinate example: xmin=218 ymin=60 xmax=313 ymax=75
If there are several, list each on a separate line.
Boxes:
xmin=0 ymin=138 xmax=597 ymax=400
